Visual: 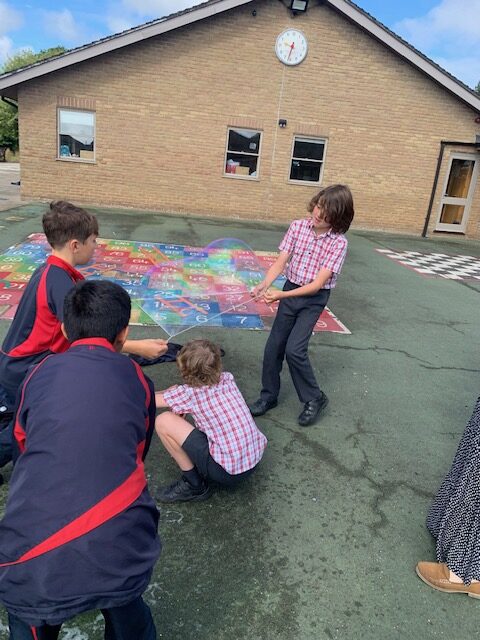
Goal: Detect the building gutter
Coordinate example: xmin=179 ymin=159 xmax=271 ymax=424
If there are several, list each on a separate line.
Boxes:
xmin=422 ymin=140 xmax=480 ymax=238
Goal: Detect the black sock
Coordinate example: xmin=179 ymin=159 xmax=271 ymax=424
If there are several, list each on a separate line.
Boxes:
xmin=182 ymin=468 xmax=203 ymax=488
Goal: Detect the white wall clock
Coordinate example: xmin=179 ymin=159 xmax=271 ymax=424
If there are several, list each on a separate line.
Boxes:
xmin=275 ymin=29 xmax=308 ymax=66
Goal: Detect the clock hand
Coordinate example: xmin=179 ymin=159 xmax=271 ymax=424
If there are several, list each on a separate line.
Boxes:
xmin=287 ymin=41 xmax=295 ymax=60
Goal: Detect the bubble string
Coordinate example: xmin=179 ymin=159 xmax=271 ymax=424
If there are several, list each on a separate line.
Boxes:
xmin=164 ymin=290 xmax=267 ymax=342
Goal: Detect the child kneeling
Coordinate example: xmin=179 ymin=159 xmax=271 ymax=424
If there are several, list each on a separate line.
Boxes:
xmin=155 ymin=339 xmax=267 ymax=502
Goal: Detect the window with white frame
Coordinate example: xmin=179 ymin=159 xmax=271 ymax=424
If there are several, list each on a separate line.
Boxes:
xmin=58 ymin=109 xmax=95 ymax=161
xmin=289 ymin=136 xmax=326 ymax=183
xmin=224 ymin=128 xmax=261 ymax=178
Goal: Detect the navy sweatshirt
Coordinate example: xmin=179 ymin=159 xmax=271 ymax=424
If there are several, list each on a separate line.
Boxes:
xmin=0 ymin=338 xmax=160 ymax=626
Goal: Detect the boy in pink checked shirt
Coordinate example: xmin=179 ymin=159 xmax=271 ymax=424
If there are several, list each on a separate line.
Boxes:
xmin=155 ymin=339 xmax=267 ymax=502
xmin=249 ymin=184 xmax=355 ymax=427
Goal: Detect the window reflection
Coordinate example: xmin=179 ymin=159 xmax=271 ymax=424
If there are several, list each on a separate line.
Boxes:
xmin=58 ymin=109 xmax=95 ymax=160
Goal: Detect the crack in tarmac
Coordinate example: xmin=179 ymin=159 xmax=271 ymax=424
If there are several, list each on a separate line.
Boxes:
xmin=264 ymin=415 xmax=434 ymax=536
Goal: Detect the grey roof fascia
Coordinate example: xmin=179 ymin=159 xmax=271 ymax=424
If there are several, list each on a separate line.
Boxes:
xmin=0 ymin=0 xmax=253 ymax=96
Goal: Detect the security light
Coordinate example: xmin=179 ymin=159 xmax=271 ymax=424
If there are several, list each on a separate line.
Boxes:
xmin=290 ymin=0 xmax=309 ymax=13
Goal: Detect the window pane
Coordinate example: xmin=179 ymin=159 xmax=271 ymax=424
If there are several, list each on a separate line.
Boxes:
xmin=293 ymin=139 xmax=325 ymax=161
xmin=59 ymin=110 xmax=95 ymax=159
xmin=440 ymin=204 xmax=465 ymax=225
xmin=445 ymin=159 xmax=474 ymax=198
xmin=225 ymin=152 xmax=258 ymax=177
xmin=290 ymin=160 xmax=321 ymax=182
xmin=227 ymin=128 xmax=261 ymax=154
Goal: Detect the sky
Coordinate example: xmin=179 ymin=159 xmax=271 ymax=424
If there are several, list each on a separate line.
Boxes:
xmin=0 ymin=0 xmax=479 ymax=89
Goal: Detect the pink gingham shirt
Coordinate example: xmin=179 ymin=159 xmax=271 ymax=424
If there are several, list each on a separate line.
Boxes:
xmin=279 ymin=218 xmax=348 ymax=289
xmin=162 ymin=372 xmax=267 ymax=475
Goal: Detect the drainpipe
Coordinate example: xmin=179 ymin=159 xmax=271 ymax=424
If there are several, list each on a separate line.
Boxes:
xmin=422 ymin=139 xmax=480 ymax=238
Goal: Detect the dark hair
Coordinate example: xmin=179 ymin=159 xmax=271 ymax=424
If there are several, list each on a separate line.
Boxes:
xmin=307 ymin=184 xmax=355 ymax=234
xmin=177 ymin=339 xmax=222 ymax=387
xmin=63 ymin=280 xmax=131 ymax=344
xmin=42 ymin=201 xmax=99 ymax=248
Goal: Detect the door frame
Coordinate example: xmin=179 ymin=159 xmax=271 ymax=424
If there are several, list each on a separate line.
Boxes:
xmin=435 ymin=152 xmax=479 ymax=233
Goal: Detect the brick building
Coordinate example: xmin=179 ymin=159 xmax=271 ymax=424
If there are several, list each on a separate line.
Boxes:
xmin=1 ymin=0 xmax=480 ymax=237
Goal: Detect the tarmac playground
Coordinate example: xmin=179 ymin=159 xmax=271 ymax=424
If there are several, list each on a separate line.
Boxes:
xmin=0 ymin=198 xmax=479 ymax=640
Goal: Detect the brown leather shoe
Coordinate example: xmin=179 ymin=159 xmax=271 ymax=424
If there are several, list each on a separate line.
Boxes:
xmin=416 ymin=562 xmax=480 ymax=598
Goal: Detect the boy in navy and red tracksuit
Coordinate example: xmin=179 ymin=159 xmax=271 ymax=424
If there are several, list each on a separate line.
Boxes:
xmin=0 ymin=280 xmax=160 ymax=639
xmin=0 ymin=200 xmax=171 ymax=469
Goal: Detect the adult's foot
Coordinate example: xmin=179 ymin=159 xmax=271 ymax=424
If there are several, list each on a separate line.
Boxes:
xmin=416 ymin=562 xmax=480 ymax=598
xmin=248 ymin=398 xmax=278 ymax=417
xmin=298 ymin=391 xmax=329 ymax=427
xmin=157 ymin=478 xmax=212 ymax=503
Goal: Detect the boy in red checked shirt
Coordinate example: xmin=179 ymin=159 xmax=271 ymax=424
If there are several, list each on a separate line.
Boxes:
xmin=249 ymin=184 xmax=355 ymax=427
xmin=155 ymin=339 xmax=267 ymax=502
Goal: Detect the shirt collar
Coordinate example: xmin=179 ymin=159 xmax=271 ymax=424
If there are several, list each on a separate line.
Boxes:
xmin=47 ymin=255 xmax=84 ymax=281
xmin=69 ymin=338 xmax=116 ymax=352
xmin=306 ymin=218 xmax=335 ymax=238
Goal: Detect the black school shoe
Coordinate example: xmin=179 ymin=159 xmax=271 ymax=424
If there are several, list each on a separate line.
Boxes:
xmin=248 ymin=398 xmax=278 ymax=417
xmin=298 ymin=391 xmax=329 ymax=427
xmin=157 ymin=477 xmax=212 ymax=503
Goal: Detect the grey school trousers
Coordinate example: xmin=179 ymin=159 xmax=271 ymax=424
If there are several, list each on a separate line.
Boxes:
xmin=260 ymin=281 xmax=330 ymax=404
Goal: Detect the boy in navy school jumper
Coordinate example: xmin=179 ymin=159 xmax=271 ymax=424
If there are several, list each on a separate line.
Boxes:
xmin=249 ymin=184 xmax=355 ymax=427
xmin=0 ymin=201 xmax=170 ymax=469
xmin=0 ymin=280 xmax=160 ymax=639
xmin=155 ymin=339 xmax=267 ymax=502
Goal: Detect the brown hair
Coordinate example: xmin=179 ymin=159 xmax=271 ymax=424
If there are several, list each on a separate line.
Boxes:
xmin=177 ymin=339 xmax=222 ymax=387
xmin=307 ymin=184 xmax=355 ymax=234
xmin=42 ymin=201 xmax=99 ymax=248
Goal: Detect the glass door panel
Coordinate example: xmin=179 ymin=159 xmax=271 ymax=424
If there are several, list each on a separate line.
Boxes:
xmin=444 ymin=159 xmax=474 ymax=198
xmin=436 ymin=154 xmax=478 ymax=233
xmin=439 ymin=204 xmax=465 ymax=225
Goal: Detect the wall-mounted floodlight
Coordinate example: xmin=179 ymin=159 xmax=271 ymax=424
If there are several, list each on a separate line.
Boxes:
xmin=290 ymin=0 xmax=309 ymax=13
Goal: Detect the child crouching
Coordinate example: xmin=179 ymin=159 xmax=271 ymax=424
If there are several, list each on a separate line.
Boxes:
xmin=155 ymin=339 xmax=267 ymax=502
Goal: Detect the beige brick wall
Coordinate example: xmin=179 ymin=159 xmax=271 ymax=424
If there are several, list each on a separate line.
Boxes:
xmin=18 ymin=0 xmax=480 ymax=237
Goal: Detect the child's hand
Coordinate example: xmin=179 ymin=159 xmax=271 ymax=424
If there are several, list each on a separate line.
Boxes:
xmin=155 ymin=392 xmax=169 ymax=408
xmin=251 ymin=282 xmax=267 ymax=298
xmin=133 ymin=339 xmax=169 ymax=359
xmin=263 ymin=289 xmax=281 ymax=304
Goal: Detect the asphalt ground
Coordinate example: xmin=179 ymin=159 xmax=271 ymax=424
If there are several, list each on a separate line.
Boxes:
xmin=0 ymin=200 xmax=479 ymax=639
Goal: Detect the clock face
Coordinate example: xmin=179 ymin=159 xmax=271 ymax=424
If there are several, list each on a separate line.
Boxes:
xmin=275 ymin=29 xmax=308 ymax=66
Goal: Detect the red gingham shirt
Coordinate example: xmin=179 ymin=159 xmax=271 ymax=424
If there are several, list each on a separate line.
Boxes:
xmin=162 ymin=372 xmax=267 ymax=475
xmin=279 ymin=218 xmax=348 ymax=289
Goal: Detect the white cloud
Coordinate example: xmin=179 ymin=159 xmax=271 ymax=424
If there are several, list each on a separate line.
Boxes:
xmin=42 ymin=8 xmax=82 ymax=45
xmin=394 ymin=0 xmax=480 ymax=87
xmin=105 ymin=0 xmax=205 ymax=36
xmin=105 ymin=15 xmax=137 ymax=34
xmin=434 ymin=56 xmax=480 ymax=90
xmin=0 ymin=35 xmax=13 ymax=63
xmin=0 ymin=2 xmax=22 ymax=35
xmin=0 ymin=2 xmax=23 ymax=65
xmin=121 ymin=0 xmax=204 ymax=17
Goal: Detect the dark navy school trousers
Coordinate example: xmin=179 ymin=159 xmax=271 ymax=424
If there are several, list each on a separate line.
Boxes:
xmin=260 ymin=281 xmax=330 ymax=404
xmin=7 ymin=596 xmax=156 ymax=640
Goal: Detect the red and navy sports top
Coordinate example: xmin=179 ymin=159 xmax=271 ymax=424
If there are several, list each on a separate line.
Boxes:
xmin=0 ymin=339 xmax=160 ymax=626
xmin=0 ymin=255 xmax=83 ymax=400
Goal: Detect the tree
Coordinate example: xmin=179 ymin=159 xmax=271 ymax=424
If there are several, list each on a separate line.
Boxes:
xmin=1 ymin=46 xmax=66 ymax=74
xmin=0 ymin=47 xmax=66 ymax=153
xmin=476 ymin=81 xmax=480 ymax=95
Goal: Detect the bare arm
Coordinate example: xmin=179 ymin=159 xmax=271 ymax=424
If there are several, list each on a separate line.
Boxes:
xmin=155 ymin=391 xmax=170 ymax=408
xmin=264 ymin=267 xmax=332 ymax=303
xmin=251 ymin=251 xmax=290 ymax=297
xmin=122 ymin=338 xmax=169 ymax=359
